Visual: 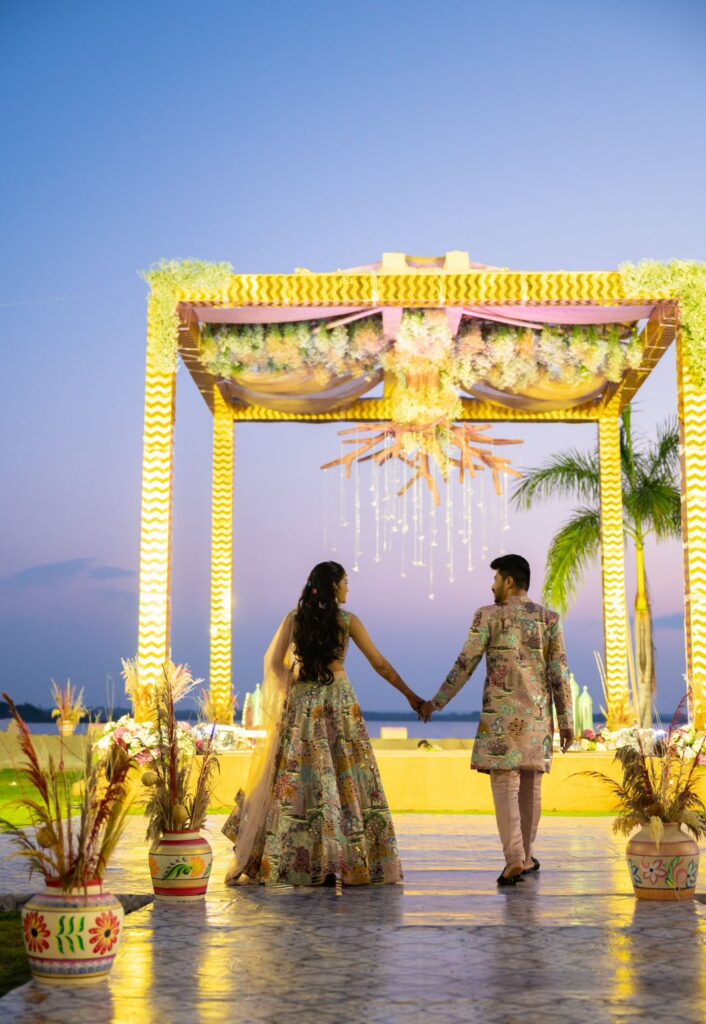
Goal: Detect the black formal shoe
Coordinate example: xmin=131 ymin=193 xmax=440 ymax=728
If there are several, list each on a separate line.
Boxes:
xmin=496 ymin=869 xmax=524 ymax=887
xmin=522 ymin=857 xmax=540 ymax=874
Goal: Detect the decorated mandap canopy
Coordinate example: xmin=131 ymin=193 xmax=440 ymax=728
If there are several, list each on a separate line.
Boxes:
xmin=137 ymin=252 xmax=706 ymax=729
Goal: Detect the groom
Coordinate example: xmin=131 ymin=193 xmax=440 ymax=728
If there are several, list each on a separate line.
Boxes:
xmin=420 ymin=554 xmax=574 ymax=886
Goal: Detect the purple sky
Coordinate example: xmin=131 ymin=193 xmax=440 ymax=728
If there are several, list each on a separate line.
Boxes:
xmin=1 ymin=0 xmax=704 ymax=714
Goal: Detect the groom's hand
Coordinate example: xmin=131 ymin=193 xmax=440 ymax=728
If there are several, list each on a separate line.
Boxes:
xmin=559 ymin=727 xmax=575 ymax=753
xmin=419 ymin=700 xmax=435 ymax=722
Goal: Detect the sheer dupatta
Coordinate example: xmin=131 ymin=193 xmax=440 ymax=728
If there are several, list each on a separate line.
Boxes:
xmin=224 ymin=611 xmax=294 ymax=880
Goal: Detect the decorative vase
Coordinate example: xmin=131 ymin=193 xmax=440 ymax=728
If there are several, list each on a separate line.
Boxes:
xmin=626 ymin=822 xmax=699 ymax=901
xmin=21 ymin=880 xmax=124 ymax=984
xmin=149 ymin=829 xmax=213 ymax=901
xmin=57 ymin=719 xmax=76 ymax=736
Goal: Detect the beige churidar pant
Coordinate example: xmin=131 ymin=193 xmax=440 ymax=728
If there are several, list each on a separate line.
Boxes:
xmin=490 ymin=769 xmax=543 ymax=870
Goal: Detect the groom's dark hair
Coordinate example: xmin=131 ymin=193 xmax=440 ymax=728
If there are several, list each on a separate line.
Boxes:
xmin=490 ymin=554 xmax=530 ymax=591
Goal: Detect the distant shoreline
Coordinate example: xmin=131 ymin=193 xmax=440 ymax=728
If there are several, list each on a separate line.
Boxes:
xmin=0 ymin=704 xmax=615 ymax=726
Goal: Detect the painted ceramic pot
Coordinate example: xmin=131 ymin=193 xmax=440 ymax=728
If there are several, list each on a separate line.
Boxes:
xmin=21 ymin=880 xmax=124 ymax=984
xmin=626 ymin=822 xmax=699 ymax=901
xmin=57 ymin=719 xmax=76 ymax=736
xmin=149 ymin=830 xmax=213 ymax=901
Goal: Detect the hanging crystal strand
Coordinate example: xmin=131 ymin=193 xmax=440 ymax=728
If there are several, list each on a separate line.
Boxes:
xmin=499 ymin=476 xmax=509 ymax=555
xmin=353 ymin=453 xmax=361 ymax=572
xmin=373 ymin=457 xmax=381 ymax=564
xmin=323 ymin=458 xmax=329 ymax=551
xmin=330 ymin=465 xmax=337 ymax=552
xmin=446 ymin=471 xmax=455 ymax=584
xmin=480 ymin=473 xmax=488 ymax=561
xmin=409 ymin=456 xmax=416 ymax=569
xmin=382 ymin=451 xmax=390 ymax=553
xmin=428 ymin=473 xmax=437 ymax=599
xmin=339 ymin=436 xmax=348 ymax=528
xmin=467 ymin=479 xmax=474 ymax=573
xmin=400 ymin=462 xmax=408 ymax=578
xmin=418 ymin=447 xmax=425 ymax=568
xmin=459 ymin=468 xmax=465 ymax=548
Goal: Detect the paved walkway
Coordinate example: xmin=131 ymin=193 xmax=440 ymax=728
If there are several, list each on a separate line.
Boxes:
xmin=2 ymin=816 xmax=705 ymax=1023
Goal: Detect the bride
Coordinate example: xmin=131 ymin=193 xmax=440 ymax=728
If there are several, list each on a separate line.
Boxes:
xmin=223 ymin=560 xmax=422 ymax=886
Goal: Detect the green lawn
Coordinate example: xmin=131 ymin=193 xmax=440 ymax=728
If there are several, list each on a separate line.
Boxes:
xmin=0 ymin=913 xmax=30 ymax=996
xmin=0 ymin=769 xmax=236 ymax=828
xmin=0 ymin=768 xmax=84 ymax=827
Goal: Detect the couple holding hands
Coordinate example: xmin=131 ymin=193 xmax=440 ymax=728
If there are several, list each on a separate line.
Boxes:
xmin=223 ymin=553 xmax=575 ymax=889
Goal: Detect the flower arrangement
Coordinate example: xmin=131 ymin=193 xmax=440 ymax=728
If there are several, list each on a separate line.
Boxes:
xmin=96 ymin=715 xmax=199 ymax=764
xmin=0 ymin=693 xmax=133 ymax=890
xmin=50 ymin=680 xmax=87 ymax=732
xmin=122 ymin=656 xmax=200 ymax=722
xmin=199 ymin=310 xmax=643 ymax=408
xmin=199 ymin=315 xmax=386 ymax=378
xmin=580 ymin=716 xmax=706 ymax=843
xmin=573 ymin=724 xmax=706 ymax=759
xmin=142 ymin=259 xmax=235 ymax=372
xmin=453 ymin=322 xmax=642 ymax=392
xmin=139 ymin=669 xmax=220 ymax=843
xmin=621 ymin=260 xmax=706 ymax=387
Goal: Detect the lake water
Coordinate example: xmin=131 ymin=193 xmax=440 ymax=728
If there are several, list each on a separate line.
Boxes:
xmin=368 ymin=719 xmax=478 ymax=740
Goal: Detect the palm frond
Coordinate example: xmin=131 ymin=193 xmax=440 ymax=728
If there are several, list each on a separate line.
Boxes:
xmin=646 ymin=418 xmax=680 ymax=479
xmin=511 ymin=450 xmax=601 ymax=511
xmin=542 ymin=506 xmax=602 ymax=614
xmin=625 ymin=476 xmax=681 ymax=541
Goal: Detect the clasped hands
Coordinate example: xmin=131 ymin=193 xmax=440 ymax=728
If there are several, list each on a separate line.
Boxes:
xmin=407 ymin=692 xmax=435 ymax=722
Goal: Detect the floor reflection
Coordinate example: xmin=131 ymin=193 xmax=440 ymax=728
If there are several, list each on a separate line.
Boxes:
xmin=1 ymin=816 xmax=705 ymax=1024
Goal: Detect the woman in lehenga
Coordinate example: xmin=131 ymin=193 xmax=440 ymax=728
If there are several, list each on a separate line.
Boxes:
xmin=223 ymin=560 xmax=423 ymax=886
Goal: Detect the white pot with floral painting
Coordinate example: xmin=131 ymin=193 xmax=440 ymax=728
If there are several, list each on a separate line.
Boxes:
xmin=582 ymin=725 xmax=706 ymax=902
xmin=0 ymin=693 xmax=134 ymax=984
xmin=137 ymin=664 xmax=219 ymax=902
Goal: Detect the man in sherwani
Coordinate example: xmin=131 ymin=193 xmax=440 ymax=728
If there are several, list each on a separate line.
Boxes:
xmin=420 ymin=554 xmax=574 ymax=886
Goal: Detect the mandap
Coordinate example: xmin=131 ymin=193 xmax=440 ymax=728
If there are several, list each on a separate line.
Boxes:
xmin=135 ymin=251 xmax=706 ymax=731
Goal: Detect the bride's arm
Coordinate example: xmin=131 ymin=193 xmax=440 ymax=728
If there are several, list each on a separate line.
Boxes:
xmin=349 ymin=614 xmax=422 ymax=711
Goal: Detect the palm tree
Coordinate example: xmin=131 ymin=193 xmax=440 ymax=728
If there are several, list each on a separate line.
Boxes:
xmin=512 ymin=409 xmax=681 ymax=728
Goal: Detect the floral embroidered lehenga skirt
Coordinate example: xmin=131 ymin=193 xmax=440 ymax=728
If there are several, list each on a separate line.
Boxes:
xmin=224 ymin=675 xmax=403 ymax=885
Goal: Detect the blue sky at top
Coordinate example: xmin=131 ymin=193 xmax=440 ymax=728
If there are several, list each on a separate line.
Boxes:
xmin=1 ymin=0 xmax=704 ymax=712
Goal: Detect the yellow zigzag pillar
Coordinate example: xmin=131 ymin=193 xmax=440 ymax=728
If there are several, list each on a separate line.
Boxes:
xmin=677 ymin=335 xmax=706 ymax=730
xmin=598 ymin=415 xmax=631 ymax=727
xmin=209 ymin=388 xmax=235 ymax=723
xmin=136 ymin=298 xmax=176 ymax=716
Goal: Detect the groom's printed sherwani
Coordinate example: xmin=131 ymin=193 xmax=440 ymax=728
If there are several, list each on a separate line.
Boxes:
xmin=431 ymin=596 xmax=573 ymax=773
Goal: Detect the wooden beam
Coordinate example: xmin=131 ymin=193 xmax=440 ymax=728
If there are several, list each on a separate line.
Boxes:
xmin=601 ymin=302 xmax=678 ymax=415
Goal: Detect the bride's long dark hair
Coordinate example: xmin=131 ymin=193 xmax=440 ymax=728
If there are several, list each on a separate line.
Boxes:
xmin=293 ymin=561 xmax=346 ymax=684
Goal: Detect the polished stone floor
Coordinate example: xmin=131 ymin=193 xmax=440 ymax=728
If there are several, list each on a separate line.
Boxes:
xmin=2 ymin=815 xmax=705 ymax=1023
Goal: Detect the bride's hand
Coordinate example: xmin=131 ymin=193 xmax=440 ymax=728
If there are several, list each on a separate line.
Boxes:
xmin=419 ymin=700 xmax=434 ymax=723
